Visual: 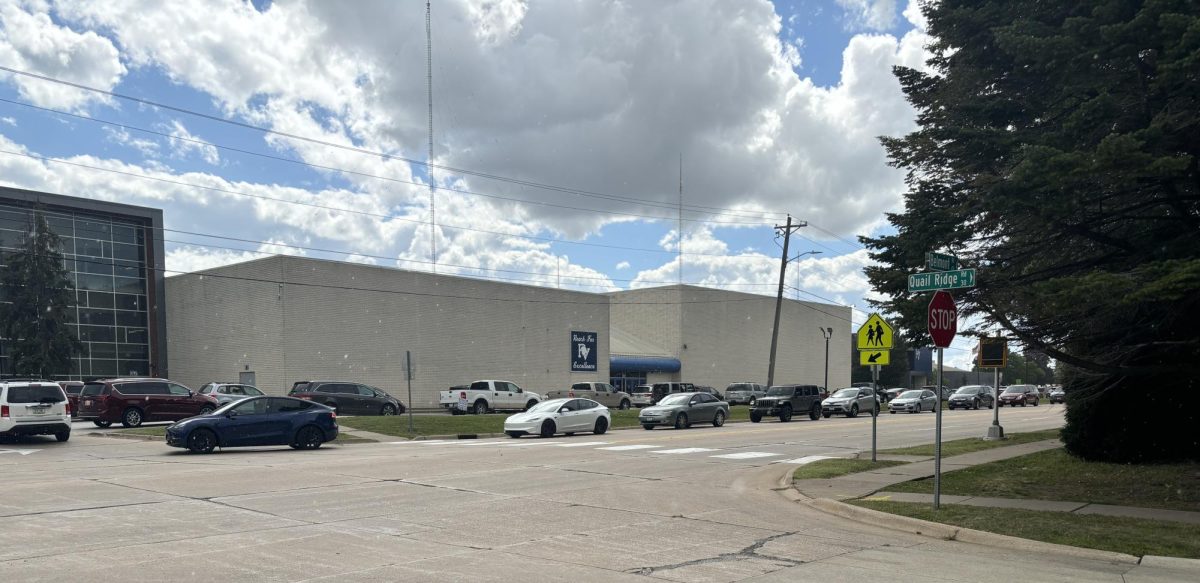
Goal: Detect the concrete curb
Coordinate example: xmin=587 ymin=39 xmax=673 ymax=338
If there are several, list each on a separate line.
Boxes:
xmin=774 ymin=469 xmax=1140 ymax=566
xmin=1139 ymin=555 xmax=1200 ymax=570
xmin=87 ymin=431 xmax=162 ymax=442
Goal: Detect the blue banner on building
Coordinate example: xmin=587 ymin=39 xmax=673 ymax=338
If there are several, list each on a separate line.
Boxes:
xmin=571 ymin=331 xmax=598 ymax=372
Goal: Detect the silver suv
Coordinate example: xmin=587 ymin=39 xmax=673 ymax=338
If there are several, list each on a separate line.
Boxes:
xmin=724 ymin=382 xmax=766 ymax=405
xmin=198 ymin=382 xmax=266 ymax=405
xmin=821 ymin=387 xmax=878 ymax=418
xmin=0 ymin=380 xmax=72 ymax=442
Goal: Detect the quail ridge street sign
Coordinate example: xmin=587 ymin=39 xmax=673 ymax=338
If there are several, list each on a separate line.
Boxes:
xmin=908 ymin=268 xmax=976 ymax=292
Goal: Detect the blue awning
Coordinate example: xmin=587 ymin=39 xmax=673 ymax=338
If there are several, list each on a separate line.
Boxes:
xmin=610 ymin=355 xmax=681 ymax=373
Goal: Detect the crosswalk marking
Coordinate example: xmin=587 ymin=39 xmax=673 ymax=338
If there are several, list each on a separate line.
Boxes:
xmin=552 ymin=441 xmax=610 ymax=447
xmin=709 ymin=451 xmax=781 ymax=460
xmin=650 ymin=447 xmax=717 ymax=454
xmin=774 ymin=455 xmax=837 ymax=465
xmin=596 ymin=444 xmax=659 ymax=451
xmin=388 ymin=440 xmax=452 ymax=445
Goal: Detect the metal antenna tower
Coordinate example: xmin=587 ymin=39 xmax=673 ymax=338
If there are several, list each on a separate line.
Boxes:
xmin=678 ymin=153 xmax=683 ymax=285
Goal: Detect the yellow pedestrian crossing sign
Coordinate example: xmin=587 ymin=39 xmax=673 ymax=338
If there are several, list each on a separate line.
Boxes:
xmin=860 ymin=350 xmax=890 ymax=366
xmin=856 ymin=313 xmax=894 ymax=350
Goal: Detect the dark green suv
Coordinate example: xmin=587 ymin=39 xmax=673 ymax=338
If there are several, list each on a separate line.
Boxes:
xmin=750 ymin=384 xmax=826 ymax=423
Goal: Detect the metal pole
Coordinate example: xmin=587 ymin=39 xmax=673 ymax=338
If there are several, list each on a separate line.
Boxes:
xmin=822 ymin=328 xmax=831 ymax=394
xmin=934 ymin=347 xmax=943 ymax=510
xmin=871 ymin=364 xmax=879 ymax=462
xmin=985 ymin=366 xmax=1004 ymax=440
xmin=766 ymin=215 xmax=792 ymax=387
xmin=406 ymin=350 xmax=414 ymax=433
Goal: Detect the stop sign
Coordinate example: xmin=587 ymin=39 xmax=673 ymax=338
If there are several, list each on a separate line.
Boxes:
xmin=927 ymin=290 xmax=957 ymax=348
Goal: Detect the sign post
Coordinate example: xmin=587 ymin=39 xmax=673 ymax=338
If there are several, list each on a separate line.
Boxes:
xmin=978 ymin=337 xmax=1008 ymax=440
xmin=405 ymin=350 xmax=415 ymax=433
xmin=927 ymin=290 xmax=958 ymax=510
xmin=871 ymin=363 xmax=880 ymax=462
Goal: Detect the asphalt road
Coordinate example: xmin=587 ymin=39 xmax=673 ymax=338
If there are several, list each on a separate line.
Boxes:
xmin=0 ymin=404 xmax=1188 ymax=581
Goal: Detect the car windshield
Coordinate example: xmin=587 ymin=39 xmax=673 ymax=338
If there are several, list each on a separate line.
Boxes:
xmin=528 ymin=399 xmax=567 ymax=413
xmin=1003 ymin=387 xmax=1024 ymax=394
xmin=6 ymin=385 xmax=65 ymax=403
xmin=898 ymin=390 xmax=923 ymax=399
xmin=727 ymin=384 xmax=749 ymax=391
xmin=953 ymin=387 xmax=978 ymax=395
xmin=81 ymin=383 xmax=106 ymax=396
xmin=832 ymin=388 xmax=858 ymax=398
xmin=658 ymin=393 xmax=692 ymax=406
xmin=766 ymin=386 xmax=793 ymax=396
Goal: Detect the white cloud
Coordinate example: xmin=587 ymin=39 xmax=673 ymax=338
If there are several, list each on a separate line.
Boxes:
xmin=102 ymin=125 xmax=160 ymax=158
xmin=166 ymin=120 xmax=219 ymax=165
xmin=0 ymin=2 xmax=126 ymax=112
xmin=615 ymin=260 xmax=630 ymax=270
xmin=836 ymin=0 xmax=898 ymax=31
xmin=0 ymin=116 xmax=15 ymax=126
xmin=903 ymin=0 xmax=929 ymax=31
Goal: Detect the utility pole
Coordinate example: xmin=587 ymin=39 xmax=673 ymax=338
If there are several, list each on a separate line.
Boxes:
xmin=426 ymin=1 xmax=436 ymax=272
xmin=767 ymin=214 xmax=807 ymax=387
xmin=678 ymin=153 xmax=683 ymax=285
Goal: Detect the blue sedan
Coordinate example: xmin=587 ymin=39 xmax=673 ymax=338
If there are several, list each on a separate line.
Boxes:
xmin=166 ymin=396 xmax=338 ymax=454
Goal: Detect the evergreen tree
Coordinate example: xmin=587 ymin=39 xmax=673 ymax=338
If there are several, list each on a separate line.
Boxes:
xmin=0 ymin=211 xmax=81 ymax=378
xmin=864 ymin=1 xmax=1199 ymax=461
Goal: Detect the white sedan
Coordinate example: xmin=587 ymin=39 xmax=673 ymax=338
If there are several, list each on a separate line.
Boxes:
xmin=504 ymin=398 xmax=610 ymax=438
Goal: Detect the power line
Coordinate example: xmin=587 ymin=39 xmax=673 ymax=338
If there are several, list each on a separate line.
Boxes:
xmin=0 ymin=64 xmax=785 ymax=223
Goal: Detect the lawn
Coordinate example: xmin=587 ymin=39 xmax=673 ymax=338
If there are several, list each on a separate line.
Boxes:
xmin=878 ymin=429 xmax=1061 ymax=457
xmin=851 ymin=500 xmax=1200 ymax=559
xmin=112 ymin=425 xmax=372 ymax=443
xmin=887 ymin=448 xmax=1200 ymax=512
xmin=792 ymin=459 xmax=907 ymax=480
xmin=339 ymin=405 xmax=752 ymax=438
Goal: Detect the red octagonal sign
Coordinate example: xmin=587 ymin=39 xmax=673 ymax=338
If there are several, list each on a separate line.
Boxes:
xmin=928 ymin=290 xmax=957 ymax=348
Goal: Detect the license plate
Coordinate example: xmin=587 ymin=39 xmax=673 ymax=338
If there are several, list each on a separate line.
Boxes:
xmin=30 ymin=408 xmax=48 ymax=415
xmin=84 ymin=400 xmax=92 ymax=406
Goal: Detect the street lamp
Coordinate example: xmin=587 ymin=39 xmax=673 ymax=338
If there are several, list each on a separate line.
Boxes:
xmin=819 ymin=326 xmax=833 ymax=393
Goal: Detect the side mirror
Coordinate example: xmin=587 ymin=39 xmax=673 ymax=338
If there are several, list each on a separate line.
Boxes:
xmin=188 ymin=390 xmax=194 ymax=397
xmin=558 ymin=407 xmax=569 ymax=413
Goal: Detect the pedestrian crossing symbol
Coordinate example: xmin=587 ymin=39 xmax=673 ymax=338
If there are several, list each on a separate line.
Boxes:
xmin=860 ymin=350 xmax=890 ymax=366
xmin=856 ymin=313 xmax=894 ymax=350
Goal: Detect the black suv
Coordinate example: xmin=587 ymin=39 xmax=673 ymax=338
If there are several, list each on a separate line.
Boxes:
xmin=288 ymin=381 xmax=406 ymax=416
xmin=750 ymin=385 xmax=825 ymax=422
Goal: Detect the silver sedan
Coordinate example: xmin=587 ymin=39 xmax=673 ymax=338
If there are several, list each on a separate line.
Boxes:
xmin=888 ymin=389 xmax=938 ymax=414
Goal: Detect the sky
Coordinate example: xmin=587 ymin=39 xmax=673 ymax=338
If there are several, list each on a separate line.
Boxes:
xmin=0 ymin=0 xmax=981 ymax=368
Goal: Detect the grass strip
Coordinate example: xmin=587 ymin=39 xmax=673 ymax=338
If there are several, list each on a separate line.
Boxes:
xmin=792 ymin=458 xmax=907 ymax=480
xmin=887 ymin=448 xmax=1200 ymax=512
xmin=851 ymin=500 xmax=1200 ymax=559
xmin=878 ymin=428 xmax=1060 ymax=457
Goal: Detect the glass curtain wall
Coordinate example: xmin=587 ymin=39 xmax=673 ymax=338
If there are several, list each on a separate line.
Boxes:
xmin=0 ymin=203 xmax=151 ymax=379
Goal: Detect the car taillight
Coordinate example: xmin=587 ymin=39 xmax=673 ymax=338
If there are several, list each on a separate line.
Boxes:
xmin=330 ymin=411 xmax=337 ymax=419
xmin=568 ymin=392 xmax=575 ymax=397
xmin=1 ymin=405 xmax=7 ymax=417
xmin=65 ymin=403 xmax=71 ymax=415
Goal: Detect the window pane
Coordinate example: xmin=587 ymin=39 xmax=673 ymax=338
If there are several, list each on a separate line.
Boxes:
xmin=91 ymin=359 xmax=118 ymax=377
xmin=114 ymin=277 xmax=144 ymax=294
xmin=117 ymin=344 xmax=147 ymax=360
xmin=119 ymin=360 xmax=149 ymax=376
xmin=90 ymin=343 xmax=117 ymax=359
xmin=79 ymin=325 xmax=116 ymax=343
xmin=111 ymin=225 xmax=138 ymax=244
xmin=79 ymin=308 xmax=115 ymax=327
xmin=76 ymin=273 xmax=114 ymax=292
xmin=115 ymin=294 xmax=144 ymax=311
xmin=116 ymin=311 xmax=147 ymax=328
xmin=125 ymin=328 xmax=148 ymax=344
xmin=87 ymin=291 xmax=115 ymax=309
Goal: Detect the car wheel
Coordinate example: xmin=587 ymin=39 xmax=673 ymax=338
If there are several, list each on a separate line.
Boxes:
xmin=750 ymin=411 xmax=762 ymax=423
xmin=381 ymin=404 xmax=397 ymax=416
xmin=849 ymin=404 xmax=859 ymax=418
xmin=1033 ymin=400 xmax=1039 ymax=407
xmin=779 ymin=405 xmax=792 ymax=423
xmin=187 ymin=429 xmax=217 ymax=454
xmin=199 ymin=406 xmax=215 ymax=416
xmin=121 ymin=408 xmax=144 ymax=428
xmin=889 ymin=410 xmax=895 ymax=414
xmin=506 ymin=431 xmax=523 ymax=438
xmin=643 ymin=424 xmax=655 ymax=430
xmin=93 ymin=420 xmax=112 ymax=428
xmin=1021 ymin=401 xmax=1027 ymax=407
xmin=55 ymin=431 xmax=70 ymax=442
xmin=594 ymin=417 xmax=609 ymax=435
xmin=973 ymin=399 xmax=980 ymax=410
xmin=674 ymin=413 xmax=688 ymax=429
xmin=473 ymin=400 xmax=489 ymax=415
xmin=539 ymin=419 xmax=556 ymax=438
xmin=619 ymin=400 xmax=631 ymax=410
xmin=294 ymin=425 xmax=324 ymax=450
xmin=810 ymin=404 xmax=821 ymax=421
xmin=525 ymin=400 xmax=538 ymax=412
xmin=712 ymin=410 xmax=726 ymax=427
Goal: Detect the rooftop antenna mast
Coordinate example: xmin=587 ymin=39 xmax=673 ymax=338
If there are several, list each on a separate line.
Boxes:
xmin=426 ymin=1 xmax=436 ymax=272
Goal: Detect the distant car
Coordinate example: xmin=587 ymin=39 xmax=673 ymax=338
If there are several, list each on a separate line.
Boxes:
xmin=288 ymin=380 xmax=406 ymax=416
xmin=750 ymin=384 xmax=824 ymax=423
xmin=544 ymin=382 xmax=631 ymax=410
xmin=822 ymin=387 xmax=878 ymax=418
xmin=76 ymin=378 xmax=219 ymax=428
xmin=948 ymin=385 xmax=995 ymax=410
xmin=165 ymin=396 xmax=338 ymax=454
xmin=1049 ymin=388 xmax=1066 ymax=404
xmin=639 ymin=392 xmax=729 ymax=430
xmin=58 ymin=381 xmax=84 ymax=418
xmin=889 ymin=389 xmax=937 ymax=414
xmin=629 ymin=385 xmax=654 ymax=408
xmin=504 ymin=398 xmax=610 ymax=438
xmin=998 ymin=385 xmax=1040 ymax=407
xmin=0 ymin=380 xmax=72 ymax=442
xmin=724 ymin=382 xmax=766 ymax=406
xmin=885 ymin=386 xmax=908 ymax=401
xmin=198 ymin=382 xmax=266 ymax=406
xmin=689 ymin=386 xmax=724 ymax=401
xmin=921 ymin=385 xmax=952 ymax=400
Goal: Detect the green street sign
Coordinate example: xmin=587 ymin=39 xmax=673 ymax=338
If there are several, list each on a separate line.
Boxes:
xmin=908 ymin=268 xmax=976 ymax=292
xmin=926 ymin=252 xmax=959 ymax=271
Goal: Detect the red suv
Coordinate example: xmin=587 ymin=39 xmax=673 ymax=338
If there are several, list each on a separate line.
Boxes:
xmin=76 ymin=378 xmax=219 ymax=428
xmin=58 ymin=381 xmax=84 ymax=418
xmin=998 ymin=384 xmax=1040 ymax=407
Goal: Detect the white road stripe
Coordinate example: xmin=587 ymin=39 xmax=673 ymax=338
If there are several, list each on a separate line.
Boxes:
xmin=774 ymin=455 xmax=838 ymax=465
xmin=388 ymin=440 xmax=452 ymax=445
xmin=595 ymin=445 xmax=659 ymax=451
xmin=552 ymin=441 xmax=609 ymax=447
xmin=650 ymin=447 xmax=718 ymax=454
xmin=709 ymin=451 xmax=781 ymax=460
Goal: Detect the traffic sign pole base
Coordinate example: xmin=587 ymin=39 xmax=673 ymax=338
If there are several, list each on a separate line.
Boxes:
xmin=984 ymin=425 xmax=1006 ymax=441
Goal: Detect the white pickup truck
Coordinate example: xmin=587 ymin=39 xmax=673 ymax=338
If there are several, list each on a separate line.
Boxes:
xmin=439 ymin=380 xmax=542 ymax=415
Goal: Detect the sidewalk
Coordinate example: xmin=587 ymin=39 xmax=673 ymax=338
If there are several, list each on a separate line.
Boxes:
xmin=792 ymin=438 xmax=1063 ymax=500
xmin=866 ymin=491 xmax=1200 ymax=525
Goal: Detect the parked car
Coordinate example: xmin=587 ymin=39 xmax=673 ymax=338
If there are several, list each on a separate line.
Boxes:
xmin=921 ymin=385 xmax=952 ymax=400
xmin=0 ymin=380 xmax=72 ymax=442
xmin=885 ymin=386 xmax=909 ymax=401
xmin=644 ymin=382 xmax=696 ymax=406
xmin=544 ymin=382 xmax=632 ymax=410
xmin=948 ymin=385 xmax=995 ymax=410
xmin=58 ymin=381 xmax=84 ymax=418
xmin=889 ymin=389 xmax=938 ymax=413
xmin=998 ymin=384 xmax=1040 ymax=407
xmin=438 ymin=380 xmax=541 ymax=414
xmin=165 ymin=396 xmax=338 ymax=454
xmin=689 ymin=386 xmax=724 ymax=400
xmin=1049 ymin=387 xmax=1066 ymax=404
xmin=289 ymin=381 xmax=406 ymax=415
xmin=503 ymin=398 xmax=610 ymax=438
xmin=724 ymin=382 xmax=766 ymax=406
xmin=198 ymin=382 xmax=266 ymax=406
xmin=76 ymin=378 xmax=219 ymax=428
xmin=821 ymin=387 xmax=878 ymax=418
xmin=630 ymin=385 xmax=655 ymax=408
xmin=639 ymin=392 xmax=729 ymax=430
xmin=750 ymin=385 xmax=824 ymax=423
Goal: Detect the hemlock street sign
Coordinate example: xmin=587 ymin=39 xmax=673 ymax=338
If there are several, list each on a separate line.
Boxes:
xmin=908 ymin=268 xmax=977 ymax=292
xmin=925 ymin=252 xmax=959 ymax=272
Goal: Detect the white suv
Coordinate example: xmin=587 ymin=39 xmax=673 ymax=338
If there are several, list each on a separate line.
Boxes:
xmin=0 ymin=380 xmax=72 ymax=442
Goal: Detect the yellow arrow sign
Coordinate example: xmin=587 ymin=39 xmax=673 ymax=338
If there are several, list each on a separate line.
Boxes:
xmin=860 ymin=350 xmax=890 ymax=366
xmin=856 ymin=313 xmax=894 ymax=350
